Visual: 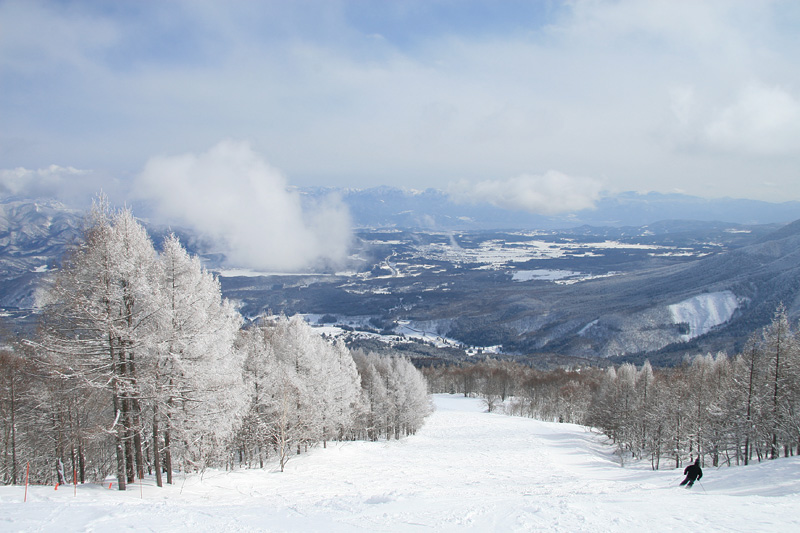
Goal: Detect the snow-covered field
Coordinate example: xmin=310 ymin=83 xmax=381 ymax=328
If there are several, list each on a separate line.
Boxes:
xmin=421 ymin=239 xmax=675 ymax=268
xmin=3 ymin=394 xmax=799 ymax=532
xmin=511 ymin=269 xmax=620 ymax=285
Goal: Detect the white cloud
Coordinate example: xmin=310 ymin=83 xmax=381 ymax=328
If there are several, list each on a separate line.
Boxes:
xmin=669 ymin=86 xmax=696 ymax=127
xmin=704 ymin=82 xmax=800 ymax=155
xmin=0 ymin=165 xmax=80 ymax=195
xmin=133 ymin=141 xmax=352 ymax=271
xmin=0 ymin=165 xmax=120 ymax=206
xmin=448 ymin=171 xmax=603 ymax=215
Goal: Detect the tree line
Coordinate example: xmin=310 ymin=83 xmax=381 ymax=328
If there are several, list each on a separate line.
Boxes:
xmin=0 ymin=199 xmax=431 ymax=488
xmin=424 ymin=307 xmax=800 ymax=470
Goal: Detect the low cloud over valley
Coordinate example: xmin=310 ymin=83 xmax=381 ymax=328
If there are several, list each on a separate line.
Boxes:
xmin=134 ymin=141 xmax=352 ymax=272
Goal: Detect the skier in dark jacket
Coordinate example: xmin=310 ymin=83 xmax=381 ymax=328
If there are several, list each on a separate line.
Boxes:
xmin=680 ymin=458 xmax=703 ymax=488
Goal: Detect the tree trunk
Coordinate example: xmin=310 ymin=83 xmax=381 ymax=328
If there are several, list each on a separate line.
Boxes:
xmin=771 ymin=317 xmax=783 ymax=460
xmin=117 ymin=338 xmax=136 ymax=484
xmin=70 ymin=445 xmax=77 ymax=487
xmin=153 ymin=409 xmax=163 ymax=488
xmin=56 ymin=458 xmax=67 ymax=485
xmin=744 ymin=342 xmax=758 ymax=467
xmin=744 ymin=436 xmax=750 ymax=466
xmin=110 ymin=335 xmax=128 ymax=491
xmin=125 ymin=341 xmax=146 ymax=480
xmin=124 ymin=397 xmax=136 ymax=484
xmin=164 ymin=428 xmax=173 ymax=485
xmin=9 ymin=372 xmax=17 ymax=485
xmin=132 ymin=397 xmax=145 ymax=480
xmin=78 ymin=441 xmax=86 ymax=484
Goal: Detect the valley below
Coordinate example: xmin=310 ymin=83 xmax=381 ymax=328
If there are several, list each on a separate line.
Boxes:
xmin=4 ymin=195 xmax=800 ymax=367
xmin=219 ymin=221 xmax=789 ymax=366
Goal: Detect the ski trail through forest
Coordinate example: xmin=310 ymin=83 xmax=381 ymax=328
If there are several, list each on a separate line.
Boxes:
xmin=3 ymin=394 xmax=800 ymax=532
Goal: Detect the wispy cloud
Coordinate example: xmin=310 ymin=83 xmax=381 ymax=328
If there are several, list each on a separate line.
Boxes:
xmin=133 ymin=141 xmax=352 ymax=271
xmin=448 ymin=172 xmax=602 ymax=215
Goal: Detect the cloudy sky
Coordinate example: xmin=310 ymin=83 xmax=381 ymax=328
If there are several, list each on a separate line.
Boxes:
xmin=2 ymin=0 xmax=800 ymax=267
xmin=3 ymin=0 xmax=800 ymax=199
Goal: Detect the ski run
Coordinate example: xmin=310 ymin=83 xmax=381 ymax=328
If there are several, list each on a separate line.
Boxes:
xmin=3 ymin=394 xmax=800 ymax=532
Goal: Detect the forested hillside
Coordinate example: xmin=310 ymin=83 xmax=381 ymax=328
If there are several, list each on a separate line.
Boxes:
xmin=426 ymin=307 xmax=800 ymax=470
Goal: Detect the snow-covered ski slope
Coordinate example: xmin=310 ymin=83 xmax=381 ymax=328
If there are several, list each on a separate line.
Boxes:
xmin=3 ymin=394 xmax=800 ymax=532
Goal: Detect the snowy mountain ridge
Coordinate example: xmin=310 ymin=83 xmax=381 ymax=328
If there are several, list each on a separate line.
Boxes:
xmin=669 ymin=291 xmax=741 ymax=341
xmin=302 ymin=186 xmax=800 ymax=230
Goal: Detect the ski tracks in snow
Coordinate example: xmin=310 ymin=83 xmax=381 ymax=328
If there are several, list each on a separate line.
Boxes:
xmin=4 ymin=394 xmax=800 ymax=532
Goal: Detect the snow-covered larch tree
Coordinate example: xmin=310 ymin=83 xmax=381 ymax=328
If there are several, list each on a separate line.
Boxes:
xmin=38 ymin=200 xmax=246 ymax=488
xmin=152 ymin=234 xmax=245 ymax=485
xmin=352 ymin=350 xmax=431 ymax=440
xmin=38 ymin=199 xmax=163 ymax=490
xmin=238 ymin=316 xmax=365 ymax=470
xmin=351 ymin=350 xmax=390 ymax=441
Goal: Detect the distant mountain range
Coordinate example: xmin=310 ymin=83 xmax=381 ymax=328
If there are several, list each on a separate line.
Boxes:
xmin=300 ymin=187 xmax=800 ymax=230
xmin=0 ymin=199 xmax=83 ymax=310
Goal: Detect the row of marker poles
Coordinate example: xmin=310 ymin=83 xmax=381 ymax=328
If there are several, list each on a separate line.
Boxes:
xmin=50 ymin=467 xmax=80 ymax=497
xmin=23 ymin=464 xmax=147 ymax=500
xmin=22 ymin=465 xmax=151 ymax=501
xmin=107 ymin=476 xmax=144 ymax=497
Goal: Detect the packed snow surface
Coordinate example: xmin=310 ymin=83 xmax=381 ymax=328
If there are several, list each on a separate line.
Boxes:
xmin=669 ymin=290 xmax=739 ymax=341
xmin=4 ymin=395 xmax=800 ymax=532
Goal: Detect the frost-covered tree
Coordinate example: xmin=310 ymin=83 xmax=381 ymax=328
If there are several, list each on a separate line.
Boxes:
xmin=352 ymin=350 xmax=390 ymax=441
xmin=152 ymin=234 xmax=245 ymax=485
xmin=38 ymin=200 xmax=162 ymax=489
xmin=0 ymin=339 xmax=34 ymax=485
xmin=37 ymin=200 xmax=245 ymax=488
xmin=387 ymin=356 xmax=432 ymax=438
xmin=727 ymin=309 xmax=800 ymax=465
xmin=588 ymin=367 xmax=620 ymax=440
xmin=238 ymin=316 xmax=364 ymax=471
xmin=235 ymin=324 xmax=275 ymax=468
xmin=269 ymin=316 xmax=326 ymax=453
xmin=635 ymin=361 xmax=655 ymax=461
xmin=237 ymin=321 xmax=305 ymax=472
xmin=760 ymin=306 xmax=799 ymax=459
xmin=642 ymin=372 xmax=670 ymax=470
xmin=686 ymin=355 xmax=713 ymax=462
xmin=320 ymin=340 xmax=362 ymax=446
xmin=353 ymin=350 xmax=431 ymax=440
xmin=732 ymin=333 xmax=767 ymax=465
xmin=696 ymin=354 xmax=734 ymax=467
